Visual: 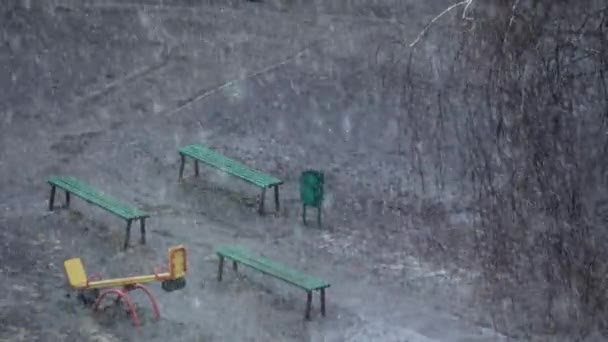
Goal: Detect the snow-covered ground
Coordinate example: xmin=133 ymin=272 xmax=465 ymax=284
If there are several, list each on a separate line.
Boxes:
xmin=1 ymin=1 xmax=512 ymax=341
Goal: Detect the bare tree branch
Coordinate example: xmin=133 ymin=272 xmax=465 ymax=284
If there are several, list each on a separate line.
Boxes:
xmin=409 ymin=0 xmax=473 ymax=48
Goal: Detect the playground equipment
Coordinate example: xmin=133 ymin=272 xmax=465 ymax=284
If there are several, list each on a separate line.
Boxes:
xmin=63 ymin=245 xmax=187 ymax=327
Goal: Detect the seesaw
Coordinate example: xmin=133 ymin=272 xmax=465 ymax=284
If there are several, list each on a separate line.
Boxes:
xmin=63 ymin=245 xmax=187 ymax=327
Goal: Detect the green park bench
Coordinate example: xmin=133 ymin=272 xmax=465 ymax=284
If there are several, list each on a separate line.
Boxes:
xmin=47 ymin=176 xmax=149 ymax=250
xmin=216 ymin=246 xmax=330 ymax=320
xmin=178 ymin=144 xmax=283 ymax=214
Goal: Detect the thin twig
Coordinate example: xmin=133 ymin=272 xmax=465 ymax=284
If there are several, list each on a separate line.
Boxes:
xmin=410 ymin=0 xmax=473 ymax=48
xmin=507 ymin=0 xmax=521 ymax=30
xmin=462 ymin=0 xmax=474 ymax=20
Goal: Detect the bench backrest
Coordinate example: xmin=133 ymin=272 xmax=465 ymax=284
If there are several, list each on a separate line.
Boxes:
xmin=168 ymin=245 xmax=187 ymax=279
xmin=64 ymin=258 xmax=88 ymax=289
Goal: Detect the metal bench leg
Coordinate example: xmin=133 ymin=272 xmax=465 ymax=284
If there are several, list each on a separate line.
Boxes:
xmin=65 ymin=191 xmax=71 ymax=208
xmin=124 ymin=219 xmax=132 ymax=250
xmin=232 ymin=261 xmax=238 ymax=272
xmin=305 ymin=290 xmax=312 ymax=320
xmin=217 ymin=256 xmax=225 ymax=281
xmin=139 ymin=218 xmax=146 ymax=245
xmin=274 ymin=185 xmax=280 ymax=212
xmin=49 ymin=185 xmax=56 ymax=211
xmin=258 ymin=187 xmax=266 ymax=215
xmin=302 ymin=204 xmax=307 ymax=225
xmin=194 ymin=160 xmax=199 ymax=177
xmin=320 ymin=288 xmax=326 ymax=316
xmin=178 ymin=154 xmax=186 ymax=180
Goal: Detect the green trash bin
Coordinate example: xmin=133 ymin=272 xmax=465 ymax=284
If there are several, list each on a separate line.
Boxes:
xmin=300 ymin=170 xmax=324 ymax=226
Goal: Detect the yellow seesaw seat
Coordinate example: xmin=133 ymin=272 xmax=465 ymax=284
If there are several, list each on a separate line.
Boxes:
xmin=64 ymin=245 xmax=187 ymax=289
xmin=64 ymin=258 xmax=88 ymax=288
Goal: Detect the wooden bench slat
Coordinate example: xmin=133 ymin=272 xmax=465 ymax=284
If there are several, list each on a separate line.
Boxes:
xmin=178 ymin=145 xmax=282 ymax=188
xmin=216 ymin=246 xmax=330 ymax=291
xmin=48 ymin=176 xmax=148 ymax=220
xmin=180 ymin=145 xmax=277 ymax=186
xmin=49 ymin=177 xmax=141 ymax=218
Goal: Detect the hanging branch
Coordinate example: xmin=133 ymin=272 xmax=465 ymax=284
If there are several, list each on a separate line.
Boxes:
xmin=409 ymin=0 xmax=475 ymax=48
